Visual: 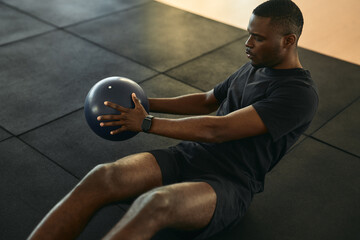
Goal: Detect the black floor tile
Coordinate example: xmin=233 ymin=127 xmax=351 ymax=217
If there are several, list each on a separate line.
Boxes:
xmin=0 ymin=137 xmax=128 ymax=240
xmin=67 ymin=2 xmax=245 ymax=72
xmin=2 ymin=0 xmax=151 ymax=27
xmin=1 ymin=192 xmax=44 ymax=240
xmin=299 ymin=48 xmax=360 ymax=134
xmin=140 ymin=74 xmax=202 ymax=98
xmin=0 ymin=137 xmax=78 ymax=239
xmin=20 ymin=109 xmax=182 ymax=178
xmin=313 ymin=98 xmax=360 ymax=157
xmin=166 ymin=38 xmax=249 ymax=91
xmin=0 ymin=30 xmax=156 ymax=135
xmin=20 ymin=75 xmax=201 ymax=178
xmin=0 ymin=127 xmax=11 ymax=141
xmin=209 ymin=138 xmax=360 ymax=240
xmin=0 ymin=3 xmax=53 ymax=45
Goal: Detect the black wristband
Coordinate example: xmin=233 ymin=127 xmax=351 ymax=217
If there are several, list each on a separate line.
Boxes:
xmin=141 ymin=115 xmax=154 ymax=133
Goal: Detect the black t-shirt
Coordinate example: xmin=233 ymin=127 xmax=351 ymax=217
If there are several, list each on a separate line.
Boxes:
xmin=174 ymin=62 xmax=319 ymax=193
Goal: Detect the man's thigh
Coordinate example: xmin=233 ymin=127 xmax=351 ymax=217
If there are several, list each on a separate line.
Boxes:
xmin=154 ymin=181 xmax=217 ymax=230
xmin=147 ymin=148 xmax=252 ymax=239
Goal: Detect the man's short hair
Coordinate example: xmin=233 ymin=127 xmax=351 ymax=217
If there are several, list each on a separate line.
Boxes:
xmin=253 ymin=0 xmax=304 ymax=40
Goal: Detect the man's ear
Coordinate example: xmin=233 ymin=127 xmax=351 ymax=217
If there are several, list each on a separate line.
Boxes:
xmin=283 ymin=34 xmax=297 ymax=47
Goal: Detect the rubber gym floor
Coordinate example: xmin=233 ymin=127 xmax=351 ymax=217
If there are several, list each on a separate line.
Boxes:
xmin=1 ymin=1 xmax=359 ymax=239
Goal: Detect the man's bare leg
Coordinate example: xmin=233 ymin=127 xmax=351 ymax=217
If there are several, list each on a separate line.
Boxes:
xmin=28 ymin=153 xmax=162 ymax=240
xmin=103 ymin=182 xmax=217 ymax=240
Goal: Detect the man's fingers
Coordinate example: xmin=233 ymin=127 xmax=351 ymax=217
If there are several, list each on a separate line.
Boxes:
xmin=99 ymin=120 xmax=123 ymax=127
xmin=97 ymin=115 xmax=122 ymax=121
xmin=97 ymin=99 xmax=130 ymax=121
xmin=96 ymin=96 xmax=143 ymax=134
xmin=104 ymin=101 xmax=129 ymax=112
xmin=97 ymin=118 xmax=129 ymax=135
xmin=132 ymin=93 xmax=140 ymax=105
xmin=110 ymin=126 xmax=127 ymax=135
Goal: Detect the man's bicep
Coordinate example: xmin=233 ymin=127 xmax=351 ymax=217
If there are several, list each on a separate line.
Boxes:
xmin=252 ymin=85 xmax=318 ymax=141
xmin=220 ymin=105 xmax=268 ymax=141
xmin=204 ymin=90 xmax=220 ymax=112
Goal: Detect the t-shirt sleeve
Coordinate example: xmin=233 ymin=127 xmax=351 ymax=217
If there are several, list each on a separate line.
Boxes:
xmin=252 ymin=81 xmax=319 ymax=141
xmin=214 ymin=63 xmax=252 ymax=104
xmin=213 ymin=73 xmax=234 ymax=104
xmin=213 ymin=67 xmax=244 ymax=104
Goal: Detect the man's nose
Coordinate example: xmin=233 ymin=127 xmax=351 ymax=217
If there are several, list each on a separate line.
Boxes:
xmin=245 ymin=35 xmax=253 ymax=48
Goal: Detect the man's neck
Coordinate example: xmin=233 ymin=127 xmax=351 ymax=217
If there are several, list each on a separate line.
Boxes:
xmin=273 ymin=49 xmax=302 ymax=69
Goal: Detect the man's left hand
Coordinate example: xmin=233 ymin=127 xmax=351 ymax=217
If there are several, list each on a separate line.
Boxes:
xmin=97 ymin=93 xmax=148 ymax=135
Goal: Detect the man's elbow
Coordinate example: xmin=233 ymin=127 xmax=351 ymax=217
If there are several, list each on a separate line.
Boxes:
xmin=201 ymin=127 xmax=229 ymax=143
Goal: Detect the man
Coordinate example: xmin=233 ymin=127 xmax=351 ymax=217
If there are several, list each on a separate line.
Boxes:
xmin=28 ymin=0 xmax=318 ymax=239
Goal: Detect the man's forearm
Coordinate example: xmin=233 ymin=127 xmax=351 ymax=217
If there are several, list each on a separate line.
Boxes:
xmin=148 ymin=91 xmax=219 ymax=115
xmin=148 ymin=115 xmax=222 ymax=143
xmin=147 ymin=105 xmax=267 ymax=143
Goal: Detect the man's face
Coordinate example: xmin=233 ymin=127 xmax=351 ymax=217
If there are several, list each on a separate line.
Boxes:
xmin=245 ymin=14 xmax=285 ymax=68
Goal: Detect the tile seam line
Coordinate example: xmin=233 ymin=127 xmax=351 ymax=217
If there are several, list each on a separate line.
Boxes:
xmin=58 ymin=1 xmax=154 ymax=29
xmin=1 ymin=1 xmax=152 ymax=30
xmin=308 ymin=95 xmax=360 ymax=136
xmin=62 ymin=28 xmax=161 ymax=74
xmin=0 ymin=135 xmax=13 ymax=144
xmin=307 ymin=135 xmax=360 ymax=159
xmin=65 ymin=0 xmax=248 ymax=76
xmin=0 ymin=28 xmax=58 ymax=48
xmin=2 ymin=36 xmax=248 ymax=136
xmin=17 ymin=193 xmax=44 ymax=216
xmin=2 ymin=1 xmax=248 ymax=77
xmin=161 ymin=35 xmax=249 ymax=92
xmin=64 ymin=29 xmax=245 ymax=76
xmin=13 ymin=74 xmax=181 ymax=137
xmin=0 ymin=124 xmax=14 ymax=136
xmin=267 ymin=134 xmax=359 ymax=177
xmin=16 ymin=136 xmax=81 ymax=180
xmin=163 ymin=35 xmax=248 ymax=74
xmin=16 ymin=108 xmax=84 ymax=138
xmin=161 ymin=73 xmax=207 ymax=93
xmin=138 ymin=72 xmax=205 ymax=93
xmin=11 ymin=73 xmax=172 ymax=139
xmin=0 ymin=1 xmax=57 ymax=28
xmin=0 ymin=1 xmax=152 ymax=48
xmin=136 ymin=73 xmax=163 ymax=84
xmin=0 ymin=28 xmax=161 ymax=88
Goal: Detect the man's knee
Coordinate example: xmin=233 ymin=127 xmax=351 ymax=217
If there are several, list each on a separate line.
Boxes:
xmin=145 ymin=189 xmax=171 ymax=209
xmin=79 ymin=163 xmax=143 ymax=195
xmin=135 ymin=188 xmax=173 ymax=222
xmin=75 ymin=153 xmax=163 ymax=202
xmin=76 ymin=163 xmax=111 ymax=190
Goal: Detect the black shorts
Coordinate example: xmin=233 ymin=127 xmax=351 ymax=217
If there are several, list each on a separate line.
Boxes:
xmin=148 ymin=147 xmax=253 ymax=240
